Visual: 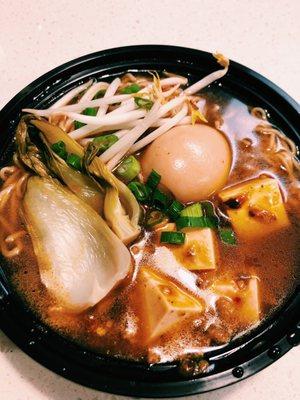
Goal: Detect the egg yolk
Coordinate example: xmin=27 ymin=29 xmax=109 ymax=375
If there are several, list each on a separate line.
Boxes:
xmin=141 ymin=125 xmax=232 ymax=202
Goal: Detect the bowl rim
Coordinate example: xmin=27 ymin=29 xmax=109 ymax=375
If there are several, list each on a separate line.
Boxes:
xmin=0 ymin=44 xmax=299 ymax=398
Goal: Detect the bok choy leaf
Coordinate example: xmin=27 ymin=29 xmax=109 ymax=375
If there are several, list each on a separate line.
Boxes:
xmin=23 ymin=176 xmax=131 ymax=312
xmin=84 ymin=142 xmax=141 ymax=243
xmin=29 ymin=117 xmax=141 ymax=243
xmin=15 ymin=117 xmax=104 ymax=212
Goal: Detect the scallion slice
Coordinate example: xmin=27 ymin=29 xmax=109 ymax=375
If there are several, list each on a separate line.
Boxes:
xmin=116 ymin=156 xmax=141 ymax=182
xmin=74 ymin=107 xmax=98 ymax=129
xmin=167 ymin=200 xmax=184 ymax=220
xmin=176 ymin=216 xmax=218 ymax=230
xmin=152 ymin=188 xmax=171 ymax=210
xmin=128 ymin=181 xmax=151 ymax=203
xmin=94 ymin=89 xmax=106 ymax=99
xmin=66 ymin=153 xmax=82 ymax=170
xmin=134 ymin=96 xmax=153 ymax=110
xmin=180 ymin=202 xmax=203 ymax=218
xmin=201 ymin=201 xmax=215 ymax=217
xmin=146 ymin=169 xmax=161 ymax=190
xmin=93 ymin=134 xmax=119 ymax=154
xmin=160 ymin=231 xmax=186 ymax=245
xmin=219 ymin=227 xmax=237 ymax=245
xmin=146 ymin=210 xmax=167 ymax=228
xmin=51 ymin=140 xmax=68 ymax=160
xmin=121 ymin=83 xmax=141 ymax=94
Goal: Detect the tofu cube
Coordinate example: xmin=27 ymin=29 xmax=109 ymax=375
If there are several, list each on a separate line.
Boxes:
xmin=155 ymin=223 xmax=218 ymax=271
xmin=213 ymin=277 xmax=260 ymax=326
xmin=174 ymin=228 xmax=219 ymax=270
xmin=219 ymin=177 xmax=289 ymax=240
xmin=138 ymin=267 xmax=203 ymax=341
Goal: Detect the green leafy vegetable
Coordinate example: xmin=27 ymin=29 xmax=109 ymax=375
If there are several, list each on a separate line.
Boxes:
xmin=23 ymin=176 xmax=131 ymax=312
xmin=83 ymin=142 xmax=141 ymax=243
xmin=160 ymin=231 xmax=186 ymax=245
xmin=31 ymin=119 xmax=84 ymax=157
xmin=16 ymin=117 xmax=104 ymax=213
xmin=134 ymin=96 xmax=153 ymax=110
xmin=40 ymin=137 xmax=104 ymax=212
xmin=116 ymin=155 xmax=141 ymax=182
xmin=121 ymin=83 xmax=141 ymax=94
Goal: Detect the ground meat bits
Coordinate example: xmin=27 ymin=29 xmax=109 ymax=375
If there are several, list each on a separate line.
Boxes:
xmin=216 ymin=297 xmax=235 ymax=322
xmin=206 ymin=324 xmax=232 ymax=345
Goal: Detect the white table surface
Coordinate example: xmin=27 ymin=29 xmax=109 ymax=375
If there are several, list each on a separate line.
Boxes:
xmin=0 ymin=1 xmax=299 ymax=399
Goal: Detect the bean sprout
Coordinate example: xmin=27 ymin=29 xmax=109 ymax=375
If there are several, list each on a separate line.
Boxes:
xmin=97 ymin=78 xmax=121 ymax=117
xmin=23 ymin=94 xmax=132 ymax=116
xmin=130 ymin=103 xmax=188 ymax=154
xmin=185 ymin=53 xmax=229 ymax=95
xmin=49 ymin=80 xmax=93 ymax=109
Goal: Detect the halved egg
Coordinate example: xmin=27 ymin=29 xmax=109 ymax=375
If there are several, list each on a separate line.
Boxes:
xmin=141 ymin=125 xmax=232 ymax=202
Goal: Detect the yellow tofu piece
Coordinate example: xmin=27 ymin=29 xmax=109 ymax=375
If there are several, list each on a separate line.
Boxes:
xmin=213 ymin=277 xmax=260 ymax=326
xmin=155 ymin=223 xmax=218 ymax=271
xmin=174 ymin=228 xmax=219 ymax=270
xmin=138 ymin=267 xmax=203 ymax=341
xmin=219 ymin=177 xmax=289 ymax=240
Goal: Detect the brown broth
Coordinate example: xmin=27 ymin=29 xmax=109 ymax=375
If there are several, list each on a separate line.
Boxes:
xmin=3 ymin=88 xmax=300 ymax=363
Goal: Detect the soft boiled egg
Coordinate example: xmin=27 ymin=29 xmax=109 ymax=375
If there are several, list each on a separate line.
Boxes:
xmin=141 ymin=124 xmax=232 ymax=203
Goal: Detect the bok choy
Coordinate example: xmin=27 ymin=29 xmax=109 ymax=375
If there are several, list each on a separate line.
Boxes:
xmin=23 ymin=176 xmax=131 ymax=312
xmin=84 ymin=142 xmax=141 ymax=244
xmin=28 ymin=117 xmax=141 ymax=244
xmin=16 ymin=117 xmax=104 ymax=212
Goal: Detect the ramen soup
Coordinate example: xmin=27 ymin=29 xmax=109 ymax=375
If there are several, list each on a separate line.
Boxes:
xmin=0 ymin=53 xmax=299 ymax=369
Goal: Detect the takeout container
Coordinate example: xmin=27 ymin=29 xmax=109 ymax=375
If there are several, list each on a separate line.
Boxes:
xmin=0 ymin=45 xmax=299 ymax=397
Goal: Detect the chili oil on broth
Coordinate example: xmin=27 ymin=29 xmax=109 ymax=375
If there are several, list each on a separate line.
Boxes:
xmin=1 ymin=86 xmax=299 ymax=364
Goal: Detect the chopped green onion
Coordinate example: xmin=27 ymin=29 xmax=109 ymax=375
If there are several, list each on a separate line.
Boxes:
xmin=93 ymin=89 xmax=106 ymax=99
xmin=74 ymin=107 xmax=98 ymax=129
xmin=51 ymin=141 xmax=68 ymax=160
xmin=160 ymin=231 xmax=186 ymax=245
xmin=121 ymin=83 xmax=141 ymax=94
xmin=180 ymin=203 xmax=203 ymax=218
xmin=83 ymin=107 xmax=98 ymax=116
xmin=134 ymin=96 xmax=154 ymax=110
xmin=116 ymin=156 xmax=141 ymax=182
xmin=66 ymin=153 xmax=82 ymax=170
xmin=167 ymin=200 xmax=184 ymax=220
xmin=152 ymin=188 xmax=172 ymax=210
xmin=146 ymin=169 xmax=161 ymax=190
xmin=93 ymin=134 xmax=118 ymax=154
xmin=176 ymin=216 xmax=218 ymax=230
xmin=201 ymin=201 xmax=215 ymax=217
xmin=219 ymin=227 xmax=237 ymax=245
xmin=74 ymin=121 xmax=84 ymax=130
xmin=146 ymin=210 xmax=167 ymax=228
xmin=128 ymin=181 xmax=151 ymax=203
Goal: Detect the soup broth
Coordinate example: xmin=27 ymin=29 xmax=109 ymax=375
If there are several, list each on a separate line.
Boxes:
xmin=0 ymin=63 xmax=299 ymax=366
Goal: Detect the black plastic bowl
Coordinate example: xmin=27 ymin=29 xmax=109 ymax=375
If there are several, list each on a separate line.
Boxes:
xmin=0 ymin=45 xmax=299 ymax=397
